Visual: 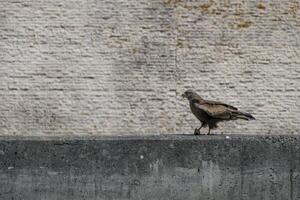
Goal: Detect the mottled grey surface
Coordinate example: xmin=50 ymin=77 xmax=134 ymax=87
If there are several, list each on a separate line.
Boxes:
xmin=0 ymin=135 xmax=300 ymax=200
xmin=0 ymin=0 xmax=299 ymax=135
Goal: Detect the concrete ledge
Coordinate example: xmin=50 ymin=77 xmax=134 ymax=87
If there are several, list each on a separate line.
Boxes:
xmin=0 ymin=134 xmax=299 ymax=200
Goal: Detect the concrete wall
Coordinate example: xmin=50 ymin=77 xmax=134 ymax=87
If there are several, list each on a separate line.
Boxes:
xmin=0 ymin=135 xmax=299 ymax=200
xmin=0 ymin=0 xmax=299 ymax=135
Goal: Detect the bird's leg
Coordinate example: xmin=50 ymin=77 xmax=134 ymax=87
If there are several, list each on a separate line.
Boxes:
xmin=198 ymin=123 xmax=204 ymax=131
xmin=207 ymin=127 xmax=211 ymax=135
xmin=194 ymin=128 xmax=200 ymax=135
xmin=194 ymin=123 xmax=203 ymax=135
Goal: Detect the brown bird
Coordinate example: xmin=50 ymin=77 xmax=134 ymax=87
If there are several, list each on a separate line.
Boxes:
xmin=182 ymin=89 xmax=255 ymax=135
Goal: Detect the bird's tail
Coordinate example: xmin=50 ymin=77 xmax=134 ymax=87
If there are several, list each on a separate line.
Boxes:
xmin=232 ymin=111 xmax=255 ymax=120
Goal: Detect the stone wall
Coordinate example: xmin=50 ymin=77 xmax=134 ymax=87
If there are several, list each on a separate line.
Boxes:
xmin=0 ymin=0 xmax=299 ymax=135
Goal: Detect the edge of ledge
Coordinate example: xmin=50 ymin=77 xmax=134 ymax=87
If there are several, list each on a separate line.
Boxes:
xmin=0 ymin=134 xmax=298 ymax=141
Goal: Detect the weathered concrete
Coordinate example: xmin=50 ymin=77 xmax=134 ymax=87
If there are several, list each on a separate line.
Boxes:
xmin=0 ymin=0 xmax=300 ymax=135
xmin=0 ymin=134 xmax=300 ymax=200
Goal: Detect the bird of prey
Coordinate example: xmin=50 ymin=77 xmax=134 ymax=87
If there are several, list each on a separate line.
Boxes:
xmin=182 ymin=89 xmax=255 ymax=135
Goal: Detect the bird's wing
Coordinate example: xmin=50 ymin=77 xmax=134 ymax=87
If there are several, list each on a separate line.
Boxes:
xmin=194 ymin=102 xmax=233 ymax=120
xmin=203 ymin=100 xmax=238 ymax=110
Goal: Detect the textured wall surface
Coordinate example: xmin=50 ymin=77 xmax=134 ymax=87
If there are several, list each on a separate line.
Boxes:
xmin=0 ymin=0 xmax=299 ymax=135
xmin=0 ymin=135 xmax=300 ymax=200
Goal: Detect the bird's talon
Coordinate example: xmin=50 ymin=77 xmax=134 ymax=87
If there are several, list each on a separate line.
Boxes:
xmin=194 ymin=129 xmax=200 ymax=135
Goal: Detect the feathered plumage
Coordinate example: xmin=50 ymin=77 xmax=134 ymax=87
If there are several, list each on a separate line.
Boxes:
xmin=182 ymin=89 xmax=255 ymax=135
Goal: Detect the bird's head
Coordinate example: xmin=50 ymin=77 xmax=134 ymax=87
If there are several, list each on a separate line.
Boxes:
xmin=182 ymin=89 xmax=200 ymax=101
